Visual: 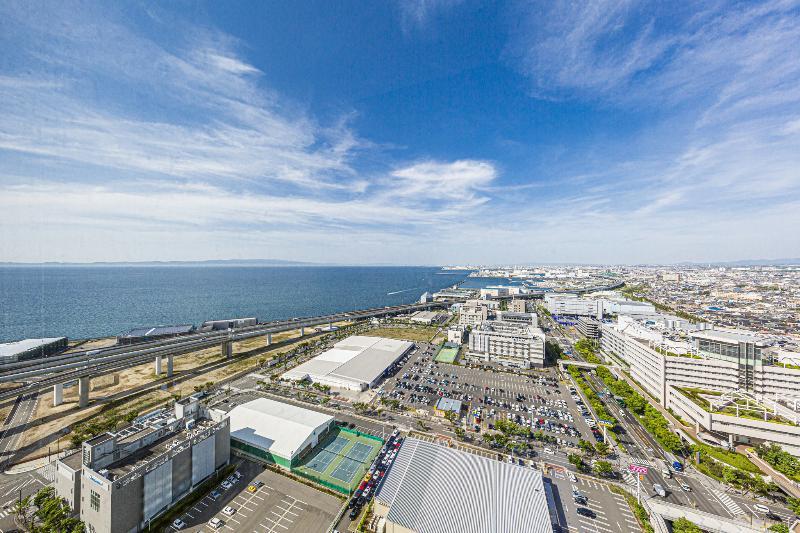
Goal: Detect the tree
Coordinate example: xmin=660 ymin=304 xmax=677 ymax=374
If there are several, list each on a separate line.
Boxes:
xmin=568 ymin=453 xmax=585 ymax=471
xmin=593 ymin=460 xmax=613 ymax=478
xmin=768 ymin=525 xmax=789 ymax=533
xmin=454 ymin=427 xmax=466 ymax=440
xmin=786 ymin=497 xmax=800 ymax=516
xmin=12 ymin=495 xmax=31 ymax=529
xmin=594 ymin=441 xmax=610 ymax=456
xmin=444 ymin=410 xmax=458 ymax=425
xmin=673 ymin=517 xmax=702 ymax=533
xmin=352 ymin=402 xmax=370 ymax=414
xmin=578 ymin=439 xmax=595 ymax=456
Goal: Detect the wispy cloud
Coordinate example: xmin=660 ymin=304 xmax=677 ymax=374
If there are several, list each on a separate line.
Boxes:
xmin=397 ymin=0 xmax=464 ymax=32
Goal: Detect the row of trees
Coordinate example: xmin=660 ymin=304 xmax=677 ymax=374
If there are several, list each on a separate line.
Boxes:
xmin=573 ymin=339 xmax=602 ymax=364
xmin=13 ymin=486 xmax=84 ymax=532
xmin=755 ymin=443 xmax=800 ymax=483
xmin=593 ymin=366 xmax=684 ymax=453
xmin=567 ymin=453 xmax=613 ymax=477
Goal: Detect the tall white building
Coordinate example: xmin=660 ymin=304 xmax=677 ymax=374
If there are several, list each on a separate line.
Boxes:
xmin=467 ymin=321 xmax=546 ymax=368
xmin=601 ymin=318 xmax=800 ymax=453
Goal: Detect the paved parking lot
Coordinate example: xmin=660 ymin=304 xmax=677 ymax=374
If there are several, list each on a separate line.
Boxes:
xmin=379 ymin=344 xmax=600 ymax=453
xmin=547 ymin=467 xmax=641 ymax=533
xmin=172 ymin=459 xmax=342 ymax=533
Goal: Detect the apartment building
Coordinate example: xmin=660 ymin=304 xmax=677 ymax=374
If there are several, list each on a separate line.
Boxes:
xmin=467 ymin=321 xmax=546 ymax=368
xmin=497 ymin=311 xmax=538 ymax=327
xmin=55 ymin=396 xmax=230 ymax=533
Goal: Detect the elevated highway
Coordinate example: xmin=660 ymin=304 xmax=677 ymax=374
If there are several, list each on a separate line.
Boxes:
xmin=0 ymin=300 xmax=452 ymax=407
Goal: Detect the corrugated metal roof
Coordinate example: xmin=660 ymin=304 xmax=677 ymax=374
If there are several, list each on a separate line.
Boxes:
xmin=0 ymin=337 xmax=66 ymax=358
xmin=376 ymin=438 xmax=553 ymax=533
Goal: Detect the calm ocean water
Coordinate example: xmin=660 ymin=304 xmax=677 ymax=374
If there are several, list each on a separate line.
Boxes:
xmin=0 ymin=266 xmax=468 ymax=342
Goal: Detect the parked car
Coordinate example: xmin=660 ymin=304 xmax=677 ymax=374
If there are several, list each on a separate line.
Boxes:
xmin=172 ymin=518 xmax=186 ymax=530
xmin=209 ymin=517 xmax=224 ymax=529
xmin=576 ymin=507 xmax=595 ymax=518
xmin=223 ymin=506 xmax=236 ymax=516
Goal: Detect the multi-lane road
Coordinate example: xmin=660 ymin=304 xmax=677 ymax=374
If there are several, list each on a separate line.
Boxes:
xmin=544 ymin=315 xmax=797 ymax=526
xmin=0 ymin=301 xmax=452 ymax=402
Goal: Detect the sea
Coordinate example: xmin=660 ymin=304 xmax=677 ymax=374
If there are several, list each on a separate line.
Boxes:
xmin=0 ymin=266 xmax=473 ymax=342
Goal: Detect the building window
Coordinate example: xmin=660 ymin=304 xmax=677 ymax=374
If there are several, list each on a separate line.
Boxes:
xmin=90 ymin=490 xmax=100 ymax=512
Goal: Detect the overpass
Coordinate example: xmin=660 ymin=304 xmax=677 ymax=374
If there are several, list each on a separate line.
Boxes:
xmin=0 ymin=300 xmax=452 ymax=408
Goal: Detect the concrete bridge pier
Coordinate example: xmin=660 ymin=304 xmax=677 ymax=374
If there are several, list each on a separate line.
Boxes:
xmin=328 ymin=321 xmax=333 ymax=331
xmin=300 ymin=326 xmax=305 ymax=337
xmin=222 ymin=341 xmax=233 ymax=359
xmin=266 ymin=333 xmax=272 ymax=346
xmin=167 ymin=354 xmax=173 ymax=377
xmin=154 ymin=355 xmax=163 ymax=375
xmin=53 ymin=383 xmax=64 ymax=407
xmin=78 ymin=376 xmax=90 ymax=408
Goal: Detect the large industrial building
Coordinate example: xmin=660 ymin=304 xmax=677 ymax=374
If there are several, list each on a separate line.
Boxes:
xmin=544 ymin=293 xmax=655 ymax=318
xmin=374 ymin=438 xmax=553 ymax=533
xmin=0 ymin=337 xmax=68 ymax=364
xmin=601 ymin=318 xmax=800 ymax=453
xmin=55 ymin=396 xmax=230 ymax=533
xmin=282 ymin=335 xmax=413 ymax=391
xmin=225 ymin=397 xmax=334 ymax=469
xmin=117 ymin=324 xmax=195 ymax=345
xmin=467 ymin=321 xmax=546 ymax=368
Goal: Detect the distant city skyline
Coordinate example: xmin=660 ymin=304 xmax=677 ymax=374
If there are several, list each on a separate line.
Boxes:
xmin=1 ymin=1 xmax=799 ymax=264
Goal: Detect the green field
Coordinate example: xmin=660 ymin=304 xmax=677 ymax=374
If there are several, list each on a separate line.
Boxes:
xmin=292 ymin=427 xmax=383 ymax=494
xmin=435 ymin=344 xmax=459 ymax=364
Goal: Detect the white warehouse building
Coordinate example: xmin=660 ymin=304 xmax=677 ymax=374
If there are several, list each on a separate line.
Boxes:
xmin=282 ymin=336 xmax=413 ymax=391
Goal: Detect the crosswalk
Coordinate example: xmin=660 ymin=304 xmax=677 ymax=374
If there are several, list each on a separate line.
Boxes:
xmin=629 ymin=457 xmax=651 ymax=466
xmin=622 ymin=470 xmax=637 ymax=486
xmin=714 ymin=490 xmax=745 ymax=517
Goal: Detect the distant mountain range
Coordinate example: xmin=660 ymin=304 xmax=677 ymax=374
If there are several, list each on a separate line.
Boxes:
xmin=673 ymin=258 xmax=800 ymax=267
xmin=0 ymin=259 xmax=319 ymax=267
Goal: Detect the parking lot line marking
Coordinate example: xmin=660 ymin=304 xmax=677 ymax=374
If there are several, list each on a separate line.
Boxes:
xmin=579 ymin=519 xmax=614 ymax=532
xmin=275 ymin=506 xmax=299 ymax=516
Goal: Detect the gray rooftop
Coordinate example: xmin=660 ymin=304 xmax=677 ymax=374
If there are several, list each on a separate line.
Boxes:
xmin=691 ymin=329 xmax=768 ymax=345
xmin=0 ymin=337 xmax=66 ymax=358
xmin=376 ymin=438 xmax=553 ymax=533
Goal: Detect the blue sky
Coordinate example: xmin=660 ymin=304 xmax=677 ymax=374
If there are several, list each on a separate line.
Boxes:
xmin=1 ymin=0 xmax=799 ymax=264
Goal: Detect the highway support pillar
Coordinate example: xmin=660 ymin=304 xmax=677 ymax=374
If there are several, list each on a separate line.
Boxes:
xmin=78 ymin=377 xmax=90 ymax=408
xmin=328 ymin=321 xmax=333 ymax=331
xmin=266 ymin=333 xmax=272 ymax=346
xmin=167 ymin=354 xmax=173 ymax=377
xmin=154 ymin=355 xmax=163 ymax=375
xmin=222 ymin=341 xmax=233 ymax=359
xmin=300 ymin=326 xmax=305 ymax=337
xmin=53 ymin=383 xmax=63 ymax=407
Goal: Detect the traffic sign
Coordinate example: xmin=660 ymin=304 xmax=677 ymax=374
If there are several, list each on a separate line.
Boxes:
xmin=629 ymin=464 xmax=648 ymax=475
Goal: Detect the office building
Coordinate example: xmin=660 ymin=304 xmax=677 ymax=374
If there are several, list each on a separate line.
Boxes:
xmin=467 ymin=321 xmax=546 ymax=368
xmin=374 ymin=438 xmax=553 ymax=533
xmin=544 ymin=294 xmax=655 ymax=318
xmin=497 ymin=311 xmax=538 ymax=327
xmin=458 ymin=304 xmax=489 ymax=327
xmin=510 ymin=299 xmax=528 ymax=313
xmin=575 ymin=317 xmax=601 ymax=339
xmin=281 ymin=336 xmax=413 ymax=391
xmin=225 ymin=398 xmax=335 ymax=469
xmin=55 ymin=397 xmax=230 ymax=533
xmin=0 ymin=337 xmax=68 ymax=364
xmin=601 ymin=317 xmax=800 ymax=453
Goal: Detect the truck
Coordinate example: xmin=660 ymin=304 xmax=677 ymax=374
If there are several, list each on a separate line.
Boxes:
xmin=664 ymin=452 xmax=684 ymax=472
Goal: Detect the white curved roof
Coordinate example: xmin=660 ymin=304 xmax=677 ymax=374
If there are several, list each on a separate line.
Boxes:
xmin=227 ymin=398 xmax=333 ymax=459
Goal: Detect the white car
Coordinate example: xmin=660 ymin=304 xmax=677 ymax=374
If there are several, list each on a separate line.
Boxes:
xmin=209 ymin=517 xmax=224 ymax=529
xmin=754 ymin=504 xmax=770 ymax=514
xmin=221 ymin=481 xmax=232 ymax=490
xmin=223 ymin=506 xmax=236 ymax=516
xmin=569 ymin=473 xmax=577 ymax=483
xmin=172 ymin=518 xmax=186 ymax=530
xmin=543 ymin=447 xmax=555 ymax=455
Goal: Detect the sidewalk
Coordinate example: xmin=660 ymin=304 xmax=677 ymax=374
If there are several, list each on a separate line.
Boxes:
xmin=4 ymin=450 xmax=70 ymax=475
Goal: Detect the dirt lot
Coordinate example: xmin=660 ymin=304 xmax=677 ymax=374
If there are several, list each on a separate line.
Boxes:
xmin=64 ymin=337 xmax=117 ymax=353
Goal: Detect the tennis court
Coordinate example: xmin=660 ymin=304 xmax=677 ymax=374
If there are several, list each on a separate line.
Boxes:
xmin=435 ymin=342 xmax=460 ymax=363
xmin=292 ymin=427 xmax=383 ymax=494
